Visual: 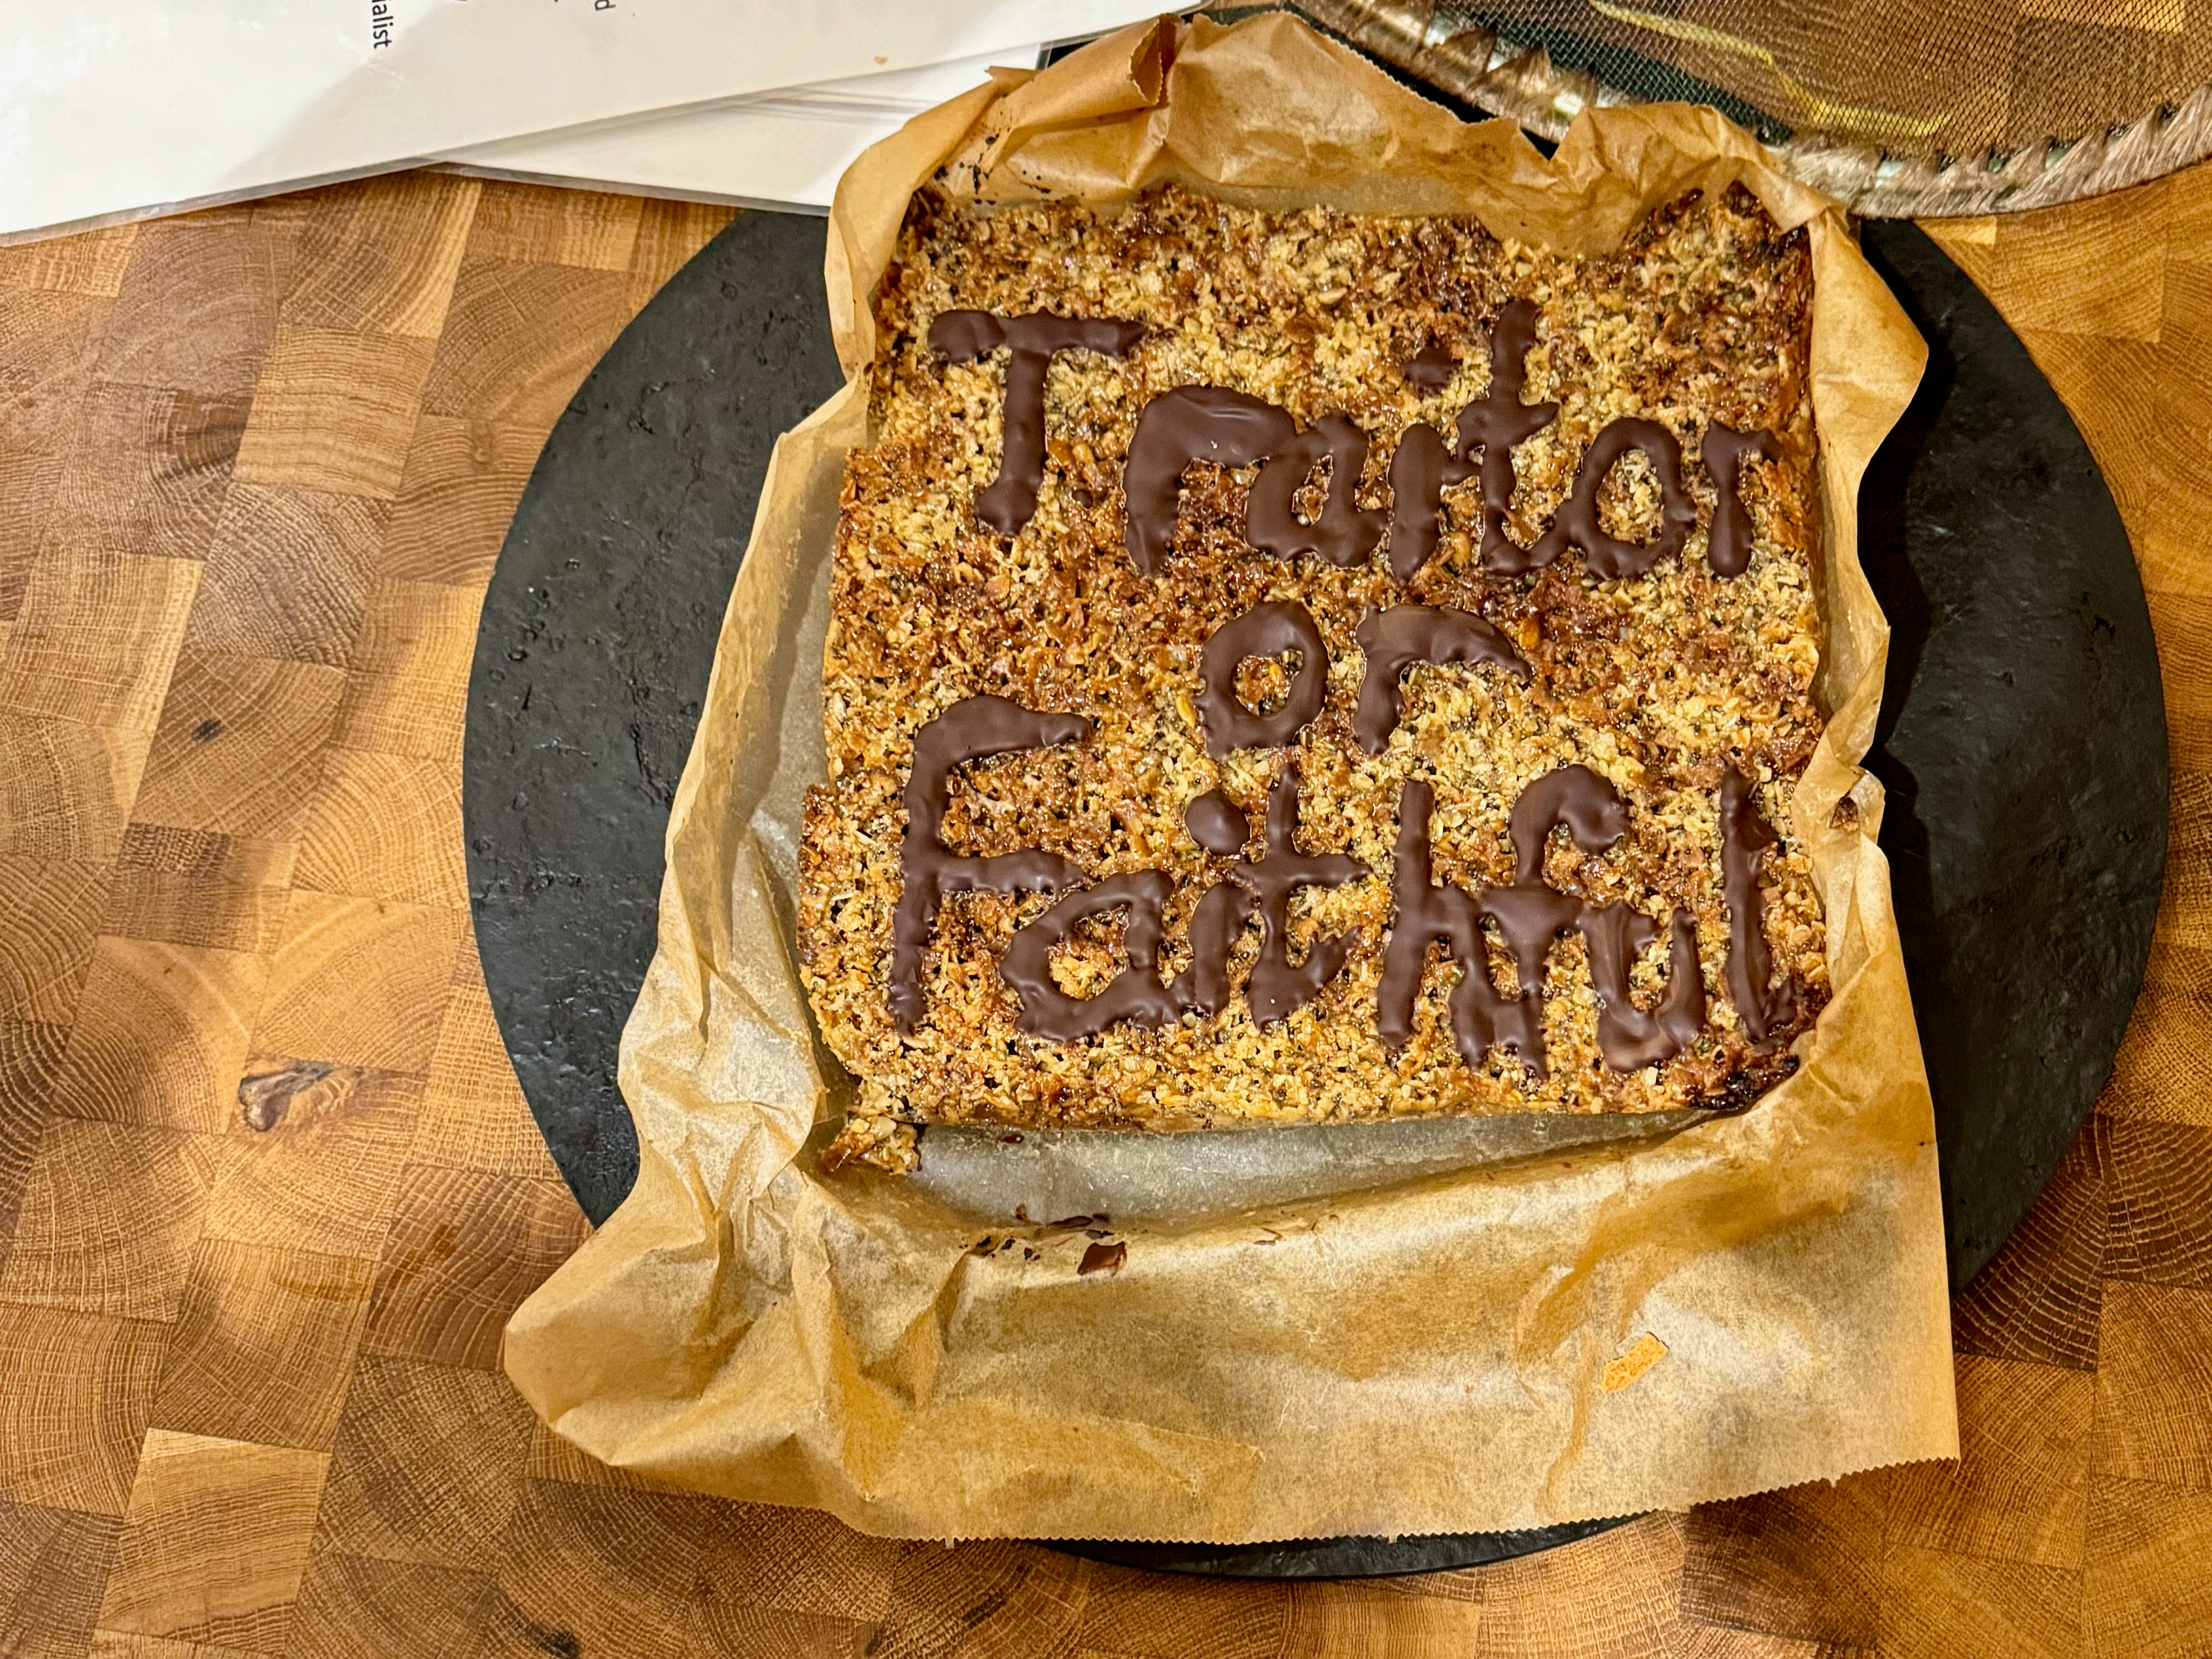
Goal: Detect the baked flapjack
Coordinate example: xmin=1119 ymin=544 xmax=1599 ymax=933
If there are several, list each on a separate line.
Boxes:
xmin=799 ymin=181 xmax=1827 ymax=1170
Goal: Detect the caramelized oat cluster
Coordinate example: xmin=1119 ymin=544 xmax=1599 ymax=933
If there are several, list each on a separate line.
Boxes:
xmin=801 ymin=182 xmax=1828 ymax=1170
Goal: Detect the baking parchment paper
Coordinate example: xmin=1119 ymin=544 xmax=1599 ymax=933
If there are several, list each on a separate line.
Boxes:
xmin=504 ymin=12 xmax=1957 ymax=1542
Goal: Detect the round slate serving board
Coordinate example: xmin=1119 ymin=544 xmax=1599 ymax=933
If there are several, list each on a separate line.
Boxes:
xmin=463 ymin=210 xmax=2166 ymax=1577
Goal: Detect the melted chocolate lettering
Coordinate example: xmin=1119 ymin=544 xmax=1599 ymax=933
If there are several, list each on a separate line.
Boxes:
xmin=891 ymin=695 xmax=1092 ymax=1033
xmin=1183 ymin=789 xmax=1250 ymax=856
xmin=1386 ymin=420 xmax=1472 ymax=583
xmin=1401 ymin=342 xmax=1456 ymax=392
xmin=1474 ymin=884 xmax=1580 ymax=1077
xmin=1231 ymin=761 xmax=1366 ymax=1025
xmin=1508 ymin=763 xmax=1631 ymax=886
xmin=1195 ymin=600 xmax=1330 ymax=759
xmin=1172 ymin=878 xmax=1259 ymax=1018
xmin=1173 ymin=791 xmax=1258 ymax=1018
xmin=1381 ymin=764 xmax=1704 ymax=1076
xmin=1246 ymin=413 xmax=1386 ymax=569
xmin=1386 ymin=302 xmax=1556 ymax=584
xmin=1123 ymin=386 xmax=1297 ymax=574
xmin=1701 ymin=423 xmax=1781 ymax=578
xmin=1352 ymin=605 xmax=1530 ymax=754
xmin=1579 ymin=902 xmax=1707 ymax=1070
xmin=999 ymin=870 xmax=1184 ymax=1039
xmin=929 ymin=310 xmax=1145 ymax=537
xmin=1454 ymin=298 xmax=1559 ymax=575
xmin=1377 ymin=779 xmax=1540 ymax=1070
xmin=1484 ymin=765 xmax=1633 ymax=1076
xmin=1522 ymin=417 xmax=1700 ymax=579
xmin=1720 ymin=764 xmax=1798 ymax=1044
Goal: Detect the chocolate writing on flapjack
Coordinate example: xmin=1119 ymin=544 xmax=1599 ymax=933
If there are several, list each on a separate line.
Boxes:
xmin=1514 ymin=418 xmax=1701 ymax=580
xmin=891 ymin=695 xmax=1092 ymax=1032
xmin=1125 ymin=388 xmax=1386 ymax=574
xmin=1246 ymin=413 xmax=1386 ymax=569
xmin=1388 ymin=299 xmax=1557 ymax=582
xmin=1221 ymin=760 xmax=1366 ymax=1024
xmin=891 ymin=305 xmax=1806 ymax=1072
xmin=1123 ymin=386 xmax=1297 ymax=574
xmin=999 ymin=761 xmax=1364 ymax=1035
xmin=1195 ymin=599 xmax=1330 ymax=759
xmin=1173 ymin=790 xmax=1262 ymax=1018
xmin=930 ymin=310 xmax=1145 ymax=537
xmin=1386 ymin=420 xmax=1472 ymax=585
xmin=1701 ymin=424 xmax=1783 ymax=578
xmin=997 ymin=870 xmax=1183 ymax=1039
xmin=1582 ymin=903 xmax=1707 ymax=1068
xmin=1720 ymin=763 xmax=1798 ymax=1044
xmin=1352 ymin=604 xmax=1529 ymax=754
xmin=1448 ymin=298 xmax=1561 ymax=577
xmin=936 ymin=304 xmax=1779 ymax=585
xmin=897 ymin=650 xmax=1779 ymax=1068
xmin=1378 ymin=764 xmax=1704 ymax=1076
xmin=1378 ymin=777 xmax=1545 ymax=1070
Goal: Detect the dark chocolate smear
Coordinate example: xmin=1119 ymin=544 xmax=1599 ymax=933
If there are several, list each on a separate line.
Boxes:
xmin=1229 ymin=761 xmax=1366 ymax=1025
xmin=1352 ymin=605 xmax=1530 ymax=754
xmin=1170 ymin=878 xmax=1260 ymax=1018
xmin=1454 ymin=297 xmax=1559 ymax=575
xmin=1402 ymin=341 xmax=1456 ymax=392
xmin=929 ymin=309 xmax=1145 ymax=537
xmin=1195 ymin=599 xmax=1330 ymax=759
xmin=1518 ymin=416 xmax=1701 ymax=579
xmin=1508 ymin=763 xmax=1631 ymax=886
xmin=1078 ymin=1239 xmax=1127 ymax=1276
xmin=1387 ymin=300 xmax=1556 ymax=583
xmin=1246 ymin=412 xmax=1386 ymax=569
xmin=1183 ymin=789 xmax=1251 ymax=856
xmin=1176 ymin=792 xmax=1263 ymax=1017
xmin=1720 ymin=764 xmax=1799 ymax=1044
xmin=1701 ymin=422 xmax=1782 ymax=578
xmin=1579 ymin=902 xmax=1707 ymax=1070
xmin=1378 ymin=779 xmax=1542 ymax=1072
xmin=1123 ymin=386 xmax=1297 ymax=574
xmin=1385 ymin=420 xmax=1472 ymax=583
xmin=891 ymin=694 xmax=1092 ymax=1032
xmin=999 ymin=871 xmax=1182 ymax=1039
xmin=1380 ymin=765 xmax=1701 ymax=1076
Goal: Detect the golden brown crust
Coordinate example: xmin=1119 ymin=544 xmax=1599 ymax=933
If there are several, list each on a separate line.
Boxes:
xmin=802 ymin=182 xmax=1827 ymax=1155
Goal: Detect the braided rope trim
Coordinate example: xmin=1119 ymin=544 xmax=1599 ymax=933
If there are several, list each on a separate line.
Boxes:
xmin=1294 ymin=0 xmax=2212 ymax=218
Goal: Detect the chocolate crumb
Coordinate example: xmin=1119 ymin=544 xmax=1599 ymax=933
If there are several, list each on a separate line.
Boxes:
xmin=1079 ymin=1240 xmax=1128 ymax=1276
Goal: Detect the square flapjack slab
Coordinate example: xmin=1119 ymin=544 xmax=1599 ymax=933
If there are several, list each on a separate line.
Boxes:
xmin=800 ymin=182 xmax=1826 ymax=1169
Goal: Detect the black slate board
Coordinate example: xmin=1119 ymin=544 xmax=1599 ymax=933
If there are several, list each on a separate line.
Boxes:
xmin=463 ymin=210 xmax=2165 ymax=1577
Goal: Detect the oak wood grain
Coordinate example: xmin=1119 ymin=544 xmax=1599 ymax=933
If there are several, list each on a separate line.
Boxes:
xmin=0 ymin=161 xmax=2207 ymax=1654
xmin=95 ymin=1429 xmax=327 ymax=1650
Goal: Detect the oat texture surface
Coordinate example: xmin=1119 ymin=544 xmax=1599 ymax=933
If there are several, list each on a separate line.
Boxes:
xmin=800 ymin=183 xmax=1827 ymax=1160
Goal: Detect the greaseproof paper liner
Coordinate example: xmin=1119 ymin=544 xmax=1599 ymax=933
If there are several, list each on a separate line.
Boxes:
xmin=505 ymin=13 xmax=1956 ymax=1542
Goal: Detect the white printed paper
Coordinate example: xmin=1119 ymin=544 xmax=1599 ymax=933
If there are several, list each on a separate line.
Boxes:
xmin=437 ymin=48 xmax=1040 ymax=212
xmin=0 ymin=3 xmax=1146 ymax=239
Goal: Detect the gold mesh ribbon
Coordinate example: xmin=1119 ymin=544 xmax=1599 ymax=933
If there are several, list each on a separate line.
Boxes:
xmin=1296 ymin=0 xmax=2212 ymax=214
